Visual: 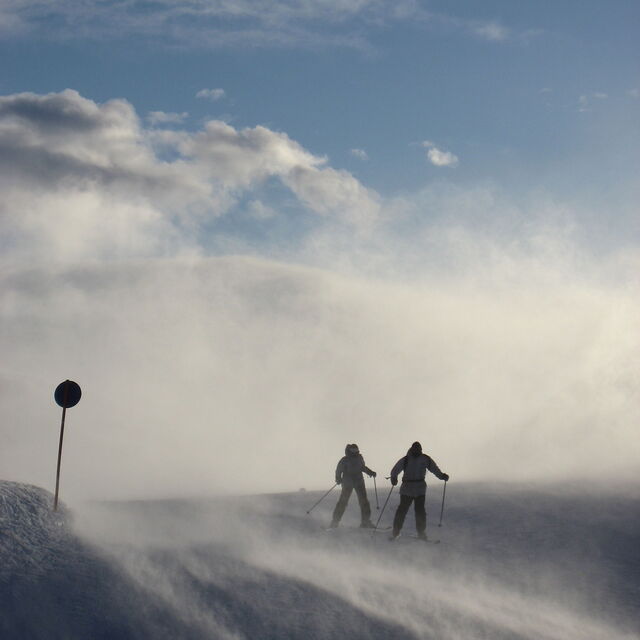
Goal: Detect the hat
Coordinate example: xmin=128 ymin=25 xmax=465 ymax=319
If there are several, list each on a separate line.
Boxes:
xmin=409 ymin=441 xmax=422 ymax=456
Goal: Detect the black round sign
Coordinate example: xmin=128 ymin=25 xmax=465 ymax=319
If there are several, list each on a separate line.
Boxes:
xmin=54 ymin=380 xmax=82 ymax=408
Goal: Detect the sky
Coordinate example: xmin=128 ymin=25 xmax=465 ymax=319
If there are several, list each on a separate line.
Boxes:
xmin=0 ymin=1 xmax=638 ymax=500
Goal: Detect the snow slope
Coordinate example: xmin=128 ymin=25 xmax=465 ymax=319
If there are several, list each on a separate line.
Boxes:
xmin=2 ymin=480 xmax=639 ymax=639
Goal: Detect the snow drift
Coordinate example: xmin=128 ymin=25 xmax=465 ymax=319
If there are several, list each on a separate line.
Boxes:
xmin=1 ymin=480 xmax=639 ymax=639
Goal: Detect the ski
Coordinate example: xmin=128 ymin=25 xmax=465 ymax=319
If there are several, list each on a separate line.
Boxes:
xmin=388 ymin=533 xmax=440 ymax=544
xmin=324 ymin=525 xmax=391 ymax=532
xmin=410 ymin=535 xmax=440 ymax=544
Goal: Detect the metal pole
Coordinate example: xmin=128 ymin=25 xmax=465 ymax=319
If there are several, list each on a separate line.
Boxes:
xmin=306 ymin=483 xmax=338 ymax=514
xmin=371 ymin=485 xmax=394 ymax=537
xmin=53 ymin=381 xmax=69 ymax=511
xmin=373 ymin=475 xmax=379 ymax=509
xmin=438 ymin=480 xmax=447 ymax=527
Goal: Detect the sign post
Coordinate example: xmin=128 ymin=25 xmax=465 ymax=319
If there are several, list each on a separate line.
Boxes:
xmin=53 ymin=380 xmax=82 ymax=511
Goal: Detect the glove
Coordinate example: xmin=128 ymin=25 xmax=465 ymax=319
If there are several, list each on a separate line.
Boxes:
xmin=370 ymin=471 xmax=377 ymax=478
xmin=442 ymin=473 xmax=450 ymax=482
xmin=391 ymin=477 xmax=398 ymax=486
xmin=336 ymin=479 xmax=341 ymax=485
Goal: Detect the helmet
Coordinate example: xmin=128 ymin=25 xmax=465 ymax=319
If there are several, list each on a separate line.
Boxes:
xmin=345 ymin=443 xmax=360 ymax=456
xmin=409 ymin=441 xmax=422 ymax=457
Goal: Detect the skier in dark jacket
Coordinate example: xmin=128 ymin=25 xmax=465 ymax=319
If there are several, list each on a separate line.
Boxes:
xmin=329 ymin=444 xmax=377 ymax=528
xmin=389 ymin=441 xmax=449 ymax=540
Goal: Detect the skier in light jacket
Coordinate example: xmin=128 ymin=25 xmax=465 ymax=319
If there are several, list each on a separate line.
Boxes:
xmin=389 ymin=441 xmax=449 ymax=540
xmin=329 ymin=444 xmax=377 ymax=528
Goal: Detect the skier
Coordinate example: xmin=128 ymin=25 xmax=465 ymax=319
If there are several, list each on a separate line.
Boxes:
xmin=329 ymin=444 xmax=377 ymax=528
xmin=389 ymin=441 xmax=449 ymax=540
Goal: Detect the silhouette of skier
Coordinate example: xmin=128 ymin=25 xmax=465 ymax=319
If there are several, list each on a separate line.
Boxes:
xmin=329 ymin=444 xmax=377 ymax=528
xmin=389 ymin=441 xmax=449 ymax=540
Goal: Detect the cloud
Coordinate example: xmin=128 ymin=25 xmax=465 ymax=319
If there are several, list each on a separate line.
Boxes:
xmin=577 ymin=93 xmax=608 ymax=112
xmin=0 ymin=89 xmax=378 ymax=262
xmin=628 ymin=89 xmax=639 ymax=99
xmin=427 ymin=12 xmax=529 ymax=44
xmin=1 ymin=242 xmax=638 ymax=499
xmin=426 ymin=147 xmax=459 ymax=167
xmin=147 ymin=111 xmax=189 ymax=126
xmin=181 ymin=119 xmax=381 ymax=225
xmin=471 ymin=20 xmax=510 ymax=42
xmin=422 ymin=140 xmax=459 ymax=167
xmin=0 ymin=89 xmax=204 ymax=201
xmin=182 ymin=119 xmax=323 ymax=186
xmin=350 ymin=148 xmax=368 ymax=160
xmin=246 ymin=199 xmax=277 ymax=220
xmin=0 ymin=1 xmax=423 ymax=50
xmin=196 ymin=88 xmax=226 ymax=102
xmin=284 ymin=165 xmax=380 ymax=227
xmin=0 ymin=90 xmax=638 ymax=501
xmin=0 ymin=1 xmax=527 ymax=51
xmin=0 ymin=6 xmax=25 ymax=35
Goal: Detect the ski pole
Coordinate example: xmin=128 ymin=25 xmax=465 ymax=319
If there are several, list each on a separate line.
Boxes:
xmin=373 ymin=475 xmax=379 ymax=509
xmin=438 ymin=480 xmax=447 ymax=527
xmin=306 ymin=483 xmax=337 ymax=514
xmin=371 ymin=485 xmax=394 ymax=537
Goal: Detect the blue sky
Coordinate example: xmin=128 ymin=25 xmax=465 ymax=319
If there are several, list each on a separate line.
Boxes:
xmin=1 ymin=2 xmax=638 ymax=496
xmin=1 ymin=0 xmax=637 ymax=236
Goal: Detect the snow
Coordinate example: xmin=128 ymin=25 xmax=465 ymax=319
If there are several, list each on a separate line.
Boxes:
xmin=1 ymin=480 xmax=639 ymax=639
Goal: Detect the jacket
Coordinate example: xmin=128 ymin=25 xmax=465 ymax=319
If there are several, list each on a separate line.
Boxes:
xmin=335 ymin=454 xmax=374 ymax=488
xmin=390 ymin=453 xmax=446 ymax=497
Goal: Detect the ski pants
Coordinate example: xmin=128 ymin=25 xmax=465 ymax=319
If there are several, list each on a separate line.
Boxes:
xmin=392 ymin=494 xmax=426 ymax=534
xmin=332 ymin=483 xmax=371 ymax=524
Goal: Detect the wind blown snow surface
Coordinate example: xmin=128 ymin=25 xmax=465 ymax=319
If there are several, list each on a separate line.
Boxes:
xmin=2 ymin=480 xmax=639 ymax=639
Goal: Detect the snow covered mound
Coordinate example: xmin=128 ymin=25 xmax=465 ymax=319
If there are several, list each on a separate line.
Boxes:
xmin=0 ymin=481 xmax=71 ymax=572
xmin=0 ymin=481 xmax=242 ymax=639
xmin=2 ymin=481 xmax=639 ymax=640
xmin=0 ymin=481 xmax=410 ymax=639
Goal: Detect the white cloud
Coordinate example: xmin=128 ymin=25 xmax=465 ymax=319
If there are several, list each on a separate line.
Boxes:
xmin=0 ymin=1 xmax=527 ymax=51
xmin=246 ymin=199 xmax=277 ymax=220
xmin=0 ymin=6 xmax=25 ymax=35
xmin=578 ymin=93 xmax=608 ymax=112
xmin=471 ymin=20 xmax=510 ymax=42
xmin=1 ymin=89 xmax=638 ymax=501
xmin=0 ymin=89 xmax=205 ymax=202
xmin=422 ymin=140 xmax=459 ymax=168
xmin=181 ymin=119 xmax=380 ymax=225
xmin=183 ymin=120 xmax=322 ymax=186
xmin=0 ymin=1 xmax=422 ymax=50
xmin=196 ymin=88 xmax=226 ymax=101
xmin=427 ymin=148 xmax=459 ymax=167
xmin=284 ymin=165 xmax=380 ymax=227
xmin=1 ymin=240 xmax=638 ymax=498
xmin=0 ymin=89 xmax=379 ymax=263
xmin=147 ymin=111 xmax=189 ymax=126
xmin=350 ymin=148 xmax=368 ymax=160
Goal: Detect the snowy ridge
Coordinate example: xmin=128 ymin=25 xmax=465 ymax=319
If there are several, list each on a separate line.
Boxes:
xmin=2 ymin=481 xmax=639 ymax=639
xmin=0 ymin=481 xmax=233 ymax=639
xmin=0 ymin=481 xmax=70 ymax=574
